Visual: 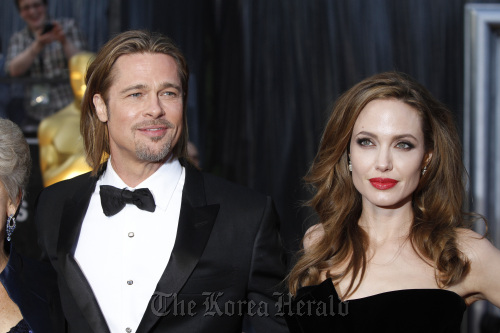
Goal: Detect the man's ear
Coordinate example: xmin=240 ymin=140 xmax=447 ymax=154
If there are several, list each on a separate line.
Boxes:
xmin=93 ymin=94 xmax=108 ymax=122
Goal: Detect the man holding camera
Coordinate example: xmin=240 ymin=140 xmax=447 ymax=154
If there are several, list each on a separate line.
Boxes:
xmin=5 ymin=0 xmax=87 ymax=126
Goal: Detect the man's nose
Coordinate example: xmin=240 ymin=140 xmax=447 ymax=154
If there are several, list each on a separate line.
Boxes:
xmin=144 ymin=96 xmax=166 ymax=118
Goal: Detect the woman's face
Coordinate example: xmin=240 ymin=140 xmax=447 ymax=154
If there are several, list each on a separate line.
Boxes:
xmin=0 ymin=182 xmax=17 ymax=240
xmin=349 ymin=98 xmax=429 ymax=210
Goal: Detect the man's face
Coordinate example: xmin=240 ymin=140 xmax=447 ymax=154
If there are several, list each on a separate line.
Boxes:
xmin=18 ymin=0 xmax=47 ymax=31
xmin=93 ymin=53 xmax=183 ymax=166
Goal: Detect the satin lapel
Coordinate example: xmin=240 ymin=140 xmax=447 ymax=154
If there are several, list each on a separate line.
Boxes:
xmin=56 ymin=174 xmax=111 ymax=333
xmin=137 ymin=165 xmax=219 ymax=333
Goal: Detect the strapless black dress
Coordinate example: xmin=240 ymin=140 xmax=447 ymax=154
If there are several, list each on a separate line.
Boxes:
xmin=7 ymin=319 xmax=32 ymax=333
xmin=285 ymin=278 xmax=466 ymax=333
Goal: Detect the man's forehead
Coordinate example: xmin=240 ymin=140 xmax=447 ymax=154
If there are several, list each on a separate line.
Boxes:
xmin=114 ymin=52 xmax=177 ymax=66
xmin=109 ymin=53 xmax=180 ymax=85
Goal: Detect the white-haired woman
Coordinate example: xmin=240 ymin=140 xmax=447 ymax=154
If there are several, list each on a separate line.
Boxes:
xmin=0 ymin=118 xmax=31 ymax=333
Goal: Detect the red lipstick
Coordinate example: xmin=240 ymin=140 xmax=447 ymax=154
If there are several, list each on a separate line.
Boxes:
xmin=369 ymin=178 xmax=398 ymax=190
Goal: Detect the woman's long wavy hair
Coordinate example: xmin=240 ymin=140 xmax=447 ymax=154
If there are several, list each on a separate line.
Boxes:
xmin=288 ymin=71 xmax=471 ymax=298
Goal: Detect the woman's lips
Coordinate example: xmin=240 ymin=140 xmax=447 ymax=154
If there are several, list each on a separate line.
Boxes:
xmin=369 ymin=178 xmax=398 ymax=190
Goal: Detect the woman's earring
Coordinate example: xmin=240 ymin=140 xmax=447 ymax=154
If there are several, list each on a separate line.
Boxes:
xmin=421 ymin=166 xmax=427 ymax=176
xmin=349 ymin=160 xmax=352 ymax=172
xmin=6 ymin=214 xmax=16 ymax=242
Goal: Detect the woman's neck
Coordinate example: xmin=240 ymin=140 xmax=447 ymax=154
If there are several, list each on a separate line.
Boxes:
xmin=358 ymin=204 xmax=414 ymax=244
xmin=0 ymin=243 xmax=8 ymax=274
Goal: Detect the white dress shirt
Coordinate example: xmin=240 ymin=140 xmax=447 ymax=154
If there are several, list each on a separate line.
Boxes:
xmin=74 ymin=157 xmax=185 ymax=333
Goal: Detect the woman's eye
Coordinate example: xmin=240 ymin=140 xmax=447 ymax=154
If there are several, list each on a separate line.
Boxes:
xmin=357 ymin=138 xmax=373 ymax=146
xmin=396 ymin=142 xmax=414 ymax=149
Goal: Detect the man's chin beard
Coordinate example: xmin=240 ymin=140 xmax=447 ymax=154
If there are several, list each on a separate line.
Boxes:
xmin=135 ymin=141 xmax=172 ymax=162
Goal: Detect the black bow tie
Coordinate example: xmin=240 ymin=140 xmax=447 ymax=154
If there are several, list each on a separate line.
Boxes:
xmin=100 ymin=185 xmax=156 ymax=217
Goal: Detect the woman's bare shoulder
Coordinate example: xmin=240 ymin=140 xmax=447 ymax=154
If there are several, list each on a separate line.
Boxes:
xmin=303 ymin=223 xmax=325 ymax=250
xmin=455 ymin=228 xmax=500 ymax=306
xmin=455 ymin=228 xmax=492 ymax=259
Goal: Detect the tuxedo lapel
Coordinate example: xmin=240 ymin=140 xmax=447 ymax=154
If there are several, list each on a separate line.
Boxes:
xmin=56 ymin=173 xmax=111 ymax=333
xmin=137 ymin=165 xmax=219 ymax=333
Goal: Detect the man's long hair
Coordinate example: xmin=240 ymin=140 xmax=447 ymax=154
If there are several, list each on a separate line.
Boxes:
xmin=288 ymin=71 xmax=473 ymax=298
xmin=80 ymin=30 xmax=189 ymax=175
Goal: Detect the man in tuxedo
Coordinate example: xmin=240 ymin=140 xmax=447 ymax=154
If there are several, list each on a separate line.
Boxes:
xmin=33 ymin=30 xmax=288 ymax=333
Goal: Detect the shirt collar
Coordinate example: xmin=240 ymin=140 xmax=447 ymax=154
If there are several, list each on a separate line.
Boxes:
xmin=100 ymin=157 xmax=183 ymax=211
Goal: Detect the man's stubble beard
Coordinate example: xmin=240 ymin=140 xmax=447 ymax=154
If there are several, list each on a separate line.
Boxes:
xmin=132 ymin=119 xmax=176 ymax=162
xmin=135 ymin=135 xmax=174 ymax=162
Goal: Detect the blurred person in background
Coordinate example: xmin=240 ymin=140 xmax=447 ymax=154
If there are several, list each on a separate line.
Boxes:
xmin=5 ymin=0 xmax=87 ymax=130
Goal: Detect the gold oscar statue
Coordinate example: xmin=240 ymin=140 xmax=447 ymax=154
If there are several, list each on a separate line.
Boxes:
xmin=38 ymin=52 xmax=95 ymax=187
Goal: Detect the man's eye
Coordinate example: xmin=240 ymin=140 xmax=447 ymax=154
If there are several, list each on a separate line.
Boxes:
xmin=130 ymin=92 xmax=142 ymax=98
xmin=162 ymin=91 xmax=176 ymax=97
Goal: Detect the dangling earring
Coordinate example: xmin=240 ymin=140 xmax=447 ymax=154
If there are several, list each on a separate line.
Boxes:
xmin=421 ymin=166 xmax=427 ymax=176
xmin=6 ymin=214 xmax=16 ymax=242
xmin=348 ymin=160 xmax=352 ymax=172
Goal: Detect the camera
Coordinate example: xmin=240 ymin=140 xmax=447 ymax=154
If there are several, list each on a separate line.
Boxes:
xmin=41 ymin=22 xmax=54 ymax=35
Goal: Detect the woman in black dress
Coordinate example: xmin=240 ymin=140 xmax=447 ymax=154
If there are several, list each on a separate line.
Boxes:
xmin=287 ymin=72 xmax=500 ymax=332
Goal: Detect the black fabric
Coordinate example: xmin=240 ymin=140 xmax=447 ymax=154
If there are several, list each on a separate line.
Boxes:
xmin=7 ymin=319 xmax=32 ymax=333
xmin=99 ymin=185 xmax=156 ymax=217
xmin=285 ymin=278 xmax=466 ymax=333
xmin=0 ymin=245 xmax=60 ymax=333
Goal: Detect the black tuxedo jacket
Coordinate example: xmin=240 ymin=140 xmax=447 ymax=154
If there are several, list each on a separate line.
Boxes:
xmin=31 ymin=163 xmax=289 ymax=333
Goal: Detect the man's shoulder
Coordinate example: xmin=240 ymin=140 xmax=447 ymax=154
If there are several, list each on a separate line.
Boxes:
xmin=6 ymin=28 xmax=32 ymax=65
xmin=34 ymin=172 xmax=95 ymax=247
xmin=39 ymin=171 xmax=94 ymax=202
xmin=8 ymin=28 xmax=30 ymax=47
xmin=10 ymin=27 xmax=29 ymax=39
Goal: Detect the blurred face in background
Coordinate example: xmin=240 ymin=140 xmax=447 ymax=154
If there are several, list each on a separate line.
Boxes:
xmin=18 ymin=0 xmax=47 ymax=31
